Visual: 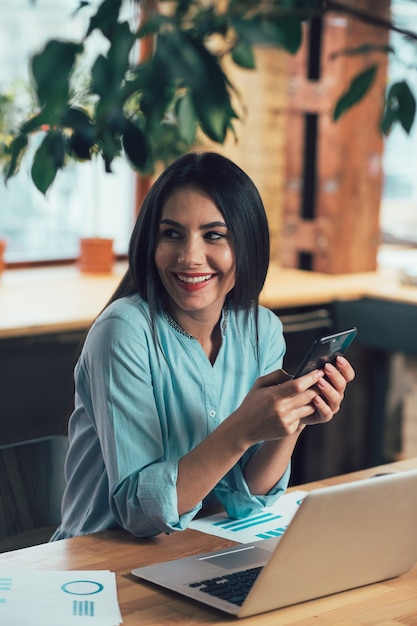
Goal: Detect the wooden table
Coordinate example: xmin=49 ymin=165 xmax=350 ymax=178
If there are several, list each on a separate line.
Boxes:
xmin=2 ymin=457 xmax=417 ymax=625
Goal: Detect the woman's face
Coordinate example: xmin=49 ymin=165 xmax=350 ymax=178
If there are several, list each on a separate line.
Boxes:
xmin=155 ymin=186 xmax=236 ymax=322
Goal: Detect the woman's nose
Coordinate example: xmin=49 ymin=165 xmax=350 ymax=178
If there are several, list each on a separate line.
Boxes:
xmin=178 ymin=237 xmax=203 ymax=265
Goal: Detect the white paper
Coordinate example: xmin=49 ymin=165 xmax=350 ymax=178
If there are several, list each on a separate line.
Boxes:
xmin=189 ymin=490 xmax=307 ymax=543
xmin=0 ymin=570 xmax=122 ymax=626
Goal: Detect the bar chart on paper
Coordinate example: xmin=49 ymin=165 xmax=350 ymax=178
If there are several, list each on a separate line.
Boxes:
xmin=189 ymin=490 xmax=307 ymax=543
xmin=0 ymin=571 xmax=122 ymax=626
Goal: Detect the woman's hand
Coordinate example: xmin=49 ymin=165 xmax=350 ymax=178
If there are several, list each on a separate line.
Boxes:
xmin=177 ymin=357 xmax=355 ymax=509
xmin=232 ymin=355 xmax=355 ymax=447
xmin=303 ymin=355 xmax=355 ymax=425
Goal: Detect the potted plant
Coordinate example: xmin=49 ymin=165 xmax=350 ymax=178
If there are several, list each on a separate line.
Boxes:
xmin=1 ymin=1 xmax=416 ymax=211
xmin=76 ymin=155 xmax=115 ymax=274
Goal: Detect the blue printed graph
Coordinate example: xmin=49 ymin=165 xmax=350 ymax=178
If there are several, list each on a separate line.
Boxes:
xmin=189 ymin=490 xmax=308 ymax=543
xmin=256 ymin=525 xmax=289 ymax=539
xmin=212 ymin=512 xmax=283 ymax=533
xmin=73 ymin=599 xmax=95 ymax=617
xmin=62 ymin=580 xmax=104 ymax=595
xmin=0 ymin=578 xmax=12 ymax=590
xmin=0 ymin=577 xmax=12 ymax=606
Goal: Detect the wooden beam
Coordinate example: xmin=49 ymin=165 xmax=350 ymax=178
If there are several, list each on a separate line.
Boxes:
xmin=280 ymin=2 xmax=390 ymax=274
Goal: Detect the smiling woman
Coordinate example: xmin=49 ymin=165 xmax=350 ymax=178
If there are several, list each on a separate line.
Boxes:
xmin=49 ymin=151 xmax=355 ymax=543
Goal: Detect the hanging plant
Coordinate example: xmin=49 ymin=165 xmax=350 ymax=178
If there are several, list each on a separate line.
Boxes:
xmin=1 ymin=0 xmax=416 ymax=195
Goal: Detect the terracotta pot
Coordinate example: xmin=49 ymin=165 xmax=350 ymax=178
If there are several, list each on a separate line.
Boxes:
xmin=78 ymin=237 xmax=115 ymax=274
xmin=0 ymin=239 xmax=6 ymax=275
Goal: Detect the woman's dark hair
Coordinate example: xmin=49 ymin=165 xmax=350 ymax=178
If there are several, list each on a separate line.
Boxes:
xmin=108 ymin=151 xmax=270 ymax=337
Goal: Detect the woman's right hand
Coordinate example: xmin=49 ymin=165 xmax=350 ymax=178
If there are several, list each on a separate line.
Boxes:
xmin=231 ymin=368 xmax=326 ymax=448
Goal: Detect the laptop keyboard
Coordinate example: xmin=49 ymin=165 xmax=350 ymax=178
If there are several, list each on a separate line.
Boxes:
xmin=189 ymin=566 xmax=262 ymax=606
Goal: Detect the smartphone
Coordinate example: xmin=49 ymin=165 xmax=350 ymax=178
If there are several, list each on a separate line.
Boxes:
xmin=293 ymin=327 xmax=357 ymax=378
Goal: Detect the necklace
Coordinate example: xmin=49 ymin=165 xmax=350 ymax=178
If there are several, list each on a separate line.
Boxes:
xmin=163 ymin=310 xmax=196 ymax=339
xmin=163 ymin=308 xmax=229 ymax=339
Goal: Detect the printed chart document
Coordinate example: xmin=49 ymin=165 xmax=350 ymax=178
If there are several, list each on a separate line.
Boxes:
xmin=189 ymin=490 xmax=307 ymax=543
xmin=0 ymin=570 xmax=122 ymax=626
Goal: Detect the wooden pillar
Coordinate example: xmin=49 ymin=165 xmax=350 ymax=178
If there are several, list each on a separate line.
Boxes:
xmin=280 ymin=2 xmax=390 ymax=274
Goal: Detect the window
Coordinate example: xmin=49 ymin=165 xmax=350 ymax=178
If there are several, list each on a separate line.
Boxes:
xmin=0 ymin=0 xmax=136 ymax=264
xmin=380 ymin=0 xmax=417 ymax=248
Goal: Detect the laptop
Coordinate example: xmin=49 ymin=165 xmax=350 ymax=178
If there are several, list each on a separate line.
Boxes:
xmin=132 ymin=469 xmax=417 ymax=618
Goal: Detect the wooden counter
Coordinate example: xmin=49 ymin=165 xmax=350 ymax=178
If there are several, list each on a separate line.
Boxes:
xmin=263 ymin=264 xmax=417 ymax=307
xmin=1 ymin=262 xmax=416 ymax=338
xmin=0 ymin=263 xmax=127 ymax=338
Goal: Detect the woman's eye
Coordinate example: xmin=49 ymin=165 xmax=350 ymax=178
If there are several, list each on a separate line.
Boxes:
xmin=205 ymin=231 xmax=226 ymax=241
xmin=161 ymin=228 xmax=181 ymax=239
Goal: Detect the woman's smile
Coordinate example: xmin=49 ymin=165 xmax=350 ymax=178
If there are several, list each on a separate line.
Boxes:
xmin=174 ymin=272 xmax=215 ymax=289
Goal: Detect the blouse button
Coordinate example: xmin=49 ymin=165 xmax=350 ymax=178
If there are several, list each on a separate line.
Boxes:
xmin=209 ymin=410 xmax=216 ymax=418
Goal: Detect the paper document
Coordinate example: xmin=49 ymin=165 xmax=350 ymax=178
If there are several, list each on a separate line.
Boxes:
xmin=189 ymin=490 xmax=307 ymax=543
xmin=0 ymin=570 xmax=122 ymax=626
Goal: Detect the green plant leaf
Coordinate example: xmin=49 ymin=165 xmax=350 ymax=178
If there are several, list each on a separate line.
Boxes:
xmin=333 ymin=65 xmax=378 ymax=121
xmin=69 ymin=130 xmax=94 ymax=160
xmin=31 ymin=40 xmax=83 ymax=113
xmin=20 ymin=105 xmax=92 ymax=141
xmin=122 ymin=120 xmax=149 ymax=171
xmin=61 ymin=106 xmax=93 ymax=131
xmin=384 ymin=80 xmax=416 ymax=134
xmin=392 ymin=80 xmax=416 ymax=133
xmin=397 ymin=89 xmax=416 ymax=134
xmin=73 ymin=1 xmax=89 ymax=15
xmin=100 ymin=127 xmax=122 ymax=172
xmin=176 ymin=93 xmax=198 ymax=144
xmin=380 ymin=101 xmax=396 ymax=136
xmin=86 ymin=0 xmax=122 ymax=40
xmin=20 ymin=110 xmax=52 ymax=134
xmin=232 ymin=16 xmax=302 ymax=55
xmin=149 ymin=121 xmax=190 ymax=169
xmin=330 ymin=43 xmax=394 ymax=60
xmin=232 ymin=40 xmax=256 ymax=69
xmin=4 ymin=134 xmax=28 ymax=181
xmin=107 ymin=21 xmax=136 ymax=84
xmin=135 ymin=62 xmax=164 ymax=121
xmin=31 ymin=131 xmax=66 ymax=194
xmin=155 ymin=32 xmax=234 ymax=143
xmin=91 ymin=55 xmax=113 ymax=98
xmin=188 ymin=44 xmax=234 ymax=142
xmin=122 ymin=130 xmax=148 ymax=172
xmin=136 ymin=14 xmax=169 ymax=39
xmin=63 ymin=107 xmax=96 ymax=160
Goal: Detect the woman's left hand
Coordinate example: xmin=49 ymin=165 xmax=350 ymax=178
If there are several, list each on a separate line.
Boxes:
xmin=302 ymin=355 xmax=355 ymax=425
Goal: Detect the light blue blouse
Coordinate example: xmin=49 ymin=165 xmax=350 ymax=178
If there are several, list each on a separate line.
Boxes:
xmin=51 ymin=294 xmax=288 ymax=540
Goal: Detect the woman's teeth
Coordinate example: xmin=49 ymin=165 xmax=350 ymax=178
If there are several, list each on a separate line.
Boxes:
xmin=177 ymin=274 xmax=212 ymax=284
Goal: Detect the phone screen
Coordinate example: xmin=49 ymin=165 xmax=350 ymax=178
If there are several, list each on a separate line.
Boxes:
xmin=294 ymin=327 xmax=357 ymax=378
